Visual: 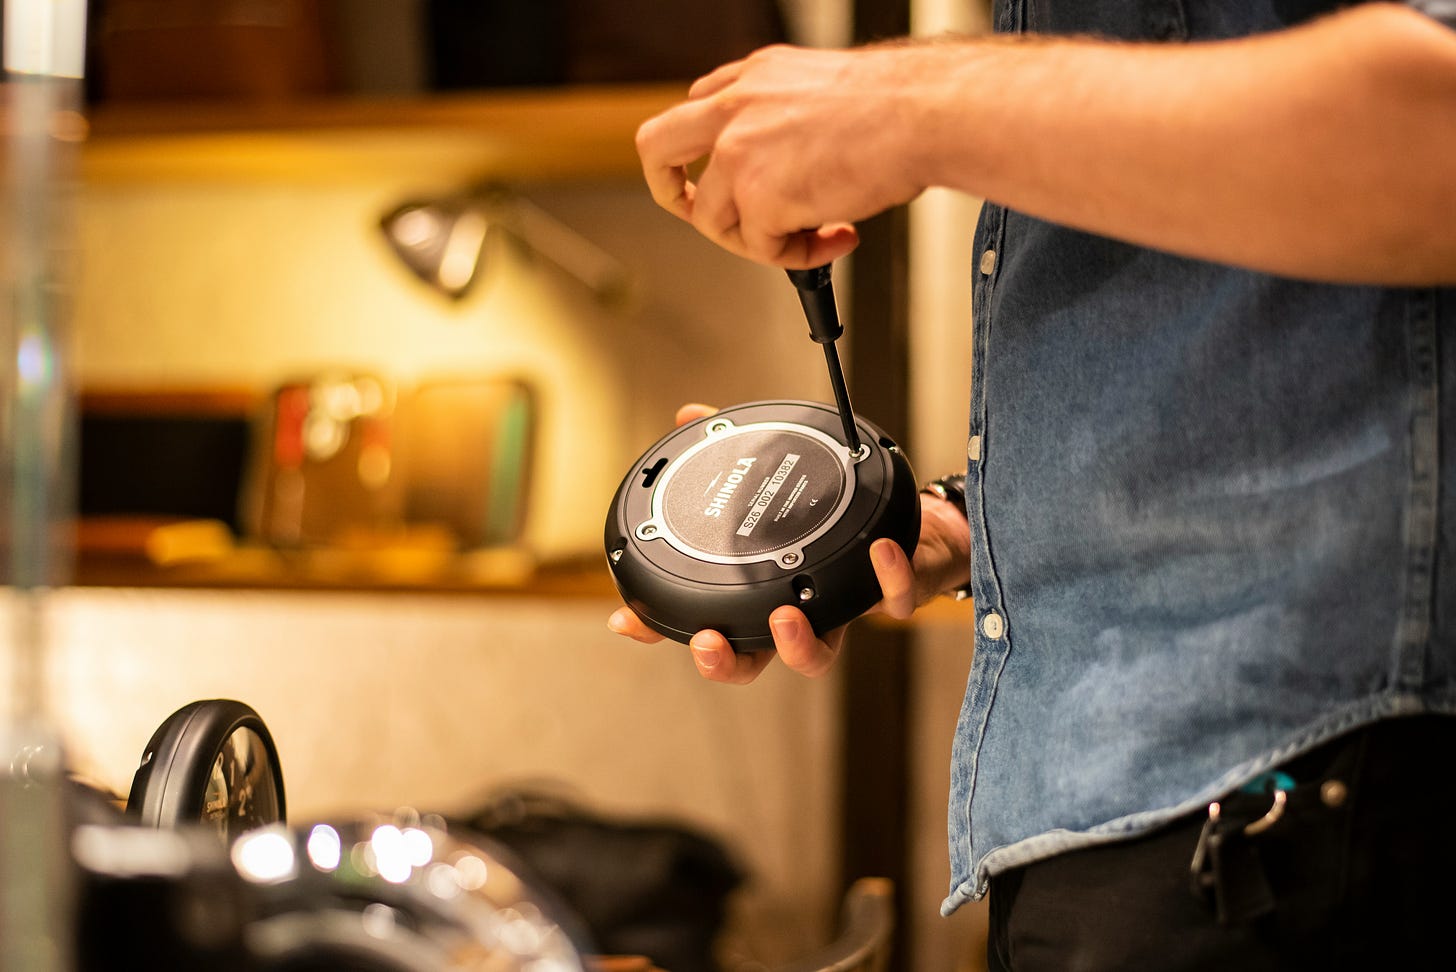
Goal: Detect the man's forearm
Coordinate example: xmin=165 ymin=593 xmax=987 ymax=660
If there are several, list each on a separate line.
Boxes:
xmin=914 ymin=3 xmax=1456 ymax=284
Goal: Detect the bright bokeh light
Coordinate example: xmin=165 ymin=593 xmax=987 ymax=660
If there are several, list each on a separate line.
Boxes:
xmin=425 ymin=862 xmax=461 ymax=900
xmin=370 ymin=824 xmax=413 ymax=885
xmin=306 ymin=824 xmax=342 ymax=872
xmin=402 ymin=827 xmax=434 ymax=868
xmin=453 ymin=853 xmax=488 ymax=891
xmin=232 ymin=829 xmax=296 ymax=884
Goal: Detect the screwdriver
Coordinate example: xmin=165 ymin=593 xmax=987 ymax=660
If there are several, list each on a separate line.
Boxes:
xmin=786 ymin=264 xmax=865 ymax=455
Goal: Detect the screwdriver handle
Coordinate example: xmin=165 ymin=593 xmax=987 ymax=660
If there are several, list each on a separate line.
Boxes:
xmin=786 ymin=265 xmax=843 ymax=344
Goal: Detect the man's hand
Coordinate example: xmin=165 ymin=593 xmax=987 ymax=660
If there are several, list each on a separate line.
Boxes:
xmin=635 ymin=44 xmax=935 ymax=268
xmin=606 ymin=534 xmax=917 ymax=684
xmin=606 ymin=404 xmax=973 ymax=684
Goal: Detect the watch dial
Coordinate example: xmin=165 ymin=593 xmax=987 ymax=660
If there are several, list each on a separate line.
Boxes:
xmin=203 ymin=726 xmax=282 ymax=839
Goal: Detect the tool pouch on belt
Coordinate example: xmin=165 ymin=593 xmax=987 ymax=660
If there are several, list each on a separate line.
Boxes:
xmin=1188 ymin=732 xmax=1366 ymax=927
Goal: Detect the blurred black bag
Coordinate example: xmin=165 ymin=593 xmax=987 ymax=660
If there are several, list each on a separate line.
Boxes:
xmin=452 ymin=788 xmax=743 ymax=972
xmin=426 ymin=0 xmax=788 ymax=88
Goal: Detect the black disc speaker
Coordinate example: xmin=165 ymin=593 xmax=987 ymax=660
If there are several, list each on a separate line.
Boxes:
xmin=605 ymin=400 xmax=919 ymax=651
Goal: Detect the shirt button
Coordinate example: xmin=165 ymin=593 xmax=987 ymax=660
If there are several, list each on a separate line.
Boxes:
xmin=981 ymin=611 xmax=1005 ymax=640
xmin=979 ymin=249 xmax=997 ymax=276
xmin=967 ymin=435 xmax=981 ymax=462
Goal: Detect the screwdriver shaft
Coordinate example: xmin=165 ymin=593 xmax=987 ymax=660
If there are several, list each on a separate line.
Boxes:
xmin=822 ymin=341 xmax=863 ymax=453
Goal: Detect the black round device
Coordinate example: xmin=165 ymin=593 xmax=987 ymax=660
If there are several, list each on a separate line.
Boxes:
xmin=127 ymin=698 xmax=286 ymax=840
xmin=605 ymin=399 xmax=919 ymax=651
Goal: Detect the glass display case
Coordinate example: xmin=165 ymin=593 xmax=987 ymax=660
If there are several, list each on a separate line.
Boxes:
xmin=2 ymin=2 xmax=89 ymax=967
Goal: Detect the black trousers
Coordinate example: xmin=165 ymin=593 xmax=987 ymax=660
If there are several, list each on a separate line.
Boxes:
xmin=987 ymin=716 xmax=1456 ymax=971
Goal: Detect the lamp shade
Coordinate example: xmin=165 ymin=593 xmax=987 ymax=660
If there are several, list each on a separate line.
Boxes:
xmin=380 ymin=187 xmax=632 ymax=306
xmin=380 ymin=197 xmax=492 ymax=301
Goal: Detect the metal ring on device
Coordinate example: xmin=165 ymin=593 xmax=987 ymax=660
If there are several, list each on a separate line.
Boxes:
xmin=1241 ymin=788 xmax=1287 ymax=836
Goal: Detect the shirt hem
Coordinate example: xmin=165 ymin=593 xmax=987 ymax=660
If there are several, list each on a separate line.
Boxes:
xmin=941 ymin=696 xmax=1456 ymax=915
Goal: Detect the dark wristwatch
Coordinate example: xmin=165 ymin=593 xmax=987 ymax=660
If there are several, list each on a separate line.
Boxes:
xmin=923 ymin=473 xmax=967 ymax=513
xmin=922 ymin=474 xmax=973 ymax=601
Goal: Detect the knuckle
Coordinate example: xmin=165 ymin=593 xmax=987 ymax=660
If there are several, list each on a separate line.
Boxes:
xmin=748 ymin=43 xmax=793 ymax=64
xmin=711 ymin=130 xmax=745 ymax=167
xmin=634 ymin=120 xmax=652 ymax=150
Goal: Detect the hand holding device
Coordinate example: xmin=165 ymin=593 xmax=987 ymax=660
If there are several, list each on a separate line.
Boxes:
xmin=604 ymin=262 xmax=919 ymax=652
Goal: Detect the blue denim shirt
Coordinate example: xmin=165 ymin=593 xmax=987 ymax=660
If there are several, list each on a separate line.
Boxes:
xmin=945 ymin=0 xmax=1456 ymax=914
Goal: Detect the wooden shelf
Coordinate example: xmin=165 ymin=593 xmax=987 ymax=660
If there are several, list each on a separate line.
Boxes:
xmin=80 ymin=84 xmax=685 ymax=185
xmin=72 ymin=538 xmax=618 ymax=599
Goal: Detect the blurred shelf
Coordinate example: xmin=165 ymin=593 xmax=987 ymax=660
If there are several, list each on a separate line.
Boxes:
xmin=71 ymin=516 xmax=617 ymax=597
xmin=71 ymin=551 xmax=620 ymax=598
xmin=80 ymin=84 xmax=685 ymax=185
